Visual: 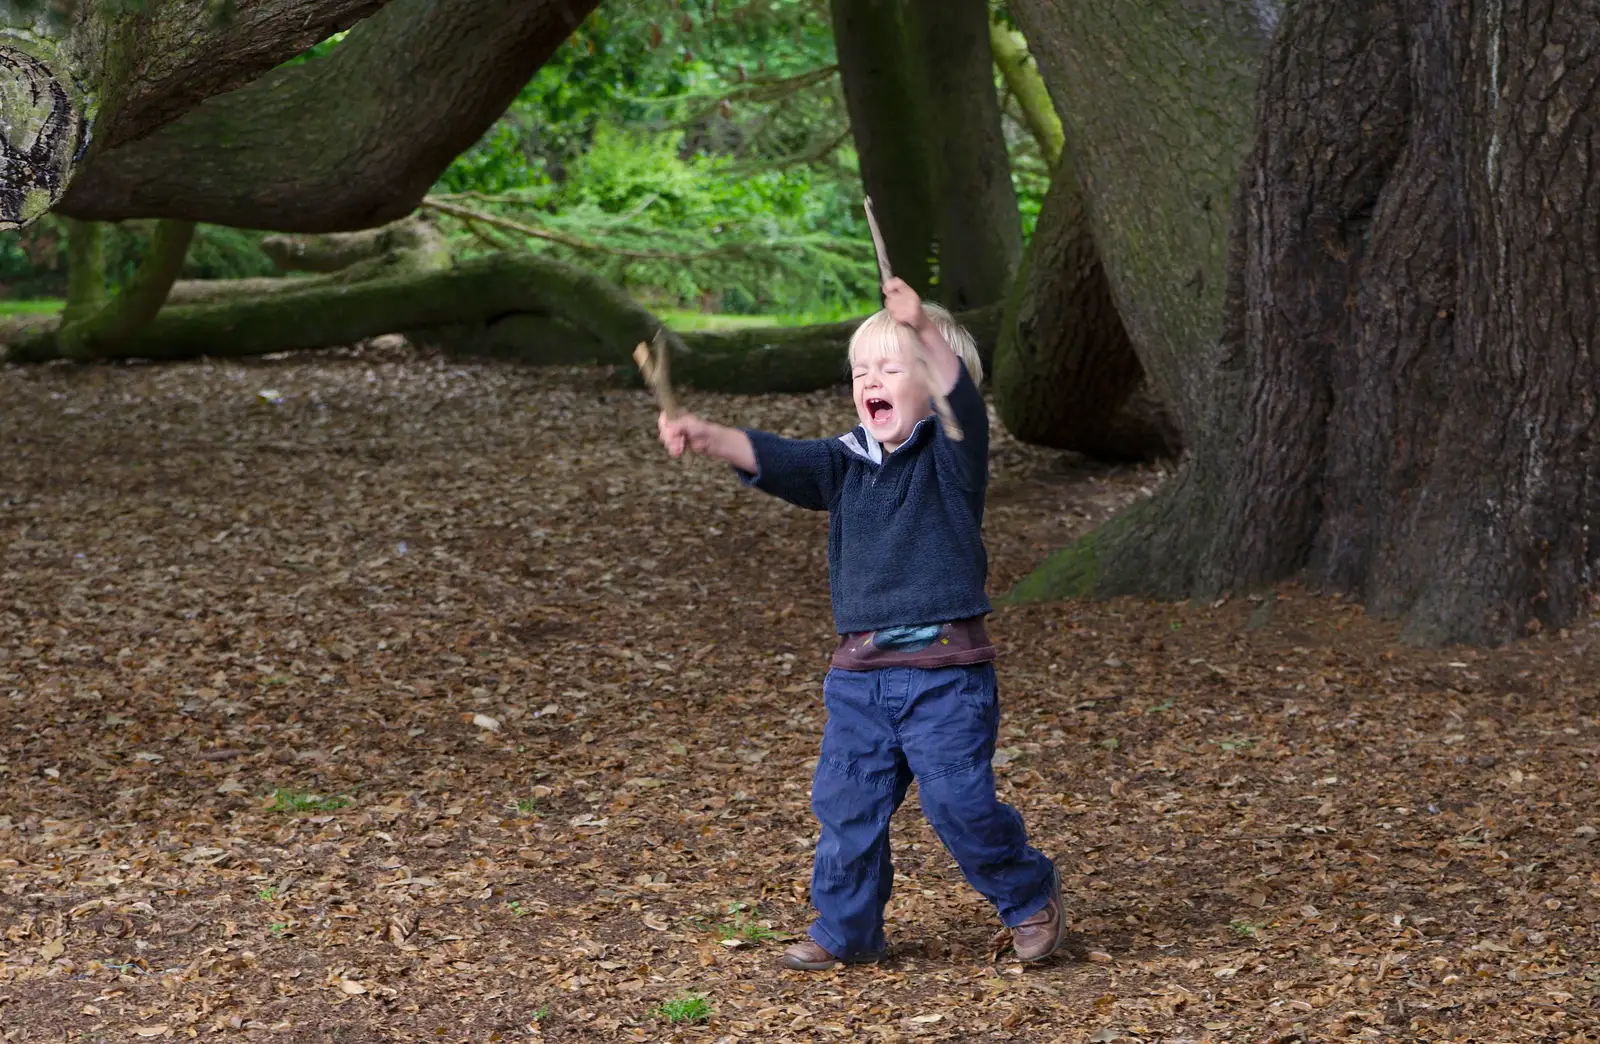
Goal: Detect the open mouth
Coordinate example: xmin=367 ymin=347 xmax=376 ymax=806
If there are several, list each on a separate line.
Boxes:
xmin=866 ymin=397 xmax=894 ymax=425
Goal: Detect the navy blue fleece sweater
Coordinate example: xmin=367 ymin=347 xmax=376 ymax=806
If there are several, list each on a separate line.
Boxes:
xmin=736 ymin=368 xmax=990 ymax=634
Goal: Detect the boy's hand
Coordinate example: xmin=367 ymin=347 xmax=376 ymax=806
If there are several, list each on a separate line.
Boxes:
xmin=658 ymin=411 xmax=715 ymax=458
xmin=883 ymin=277 xmax=930 ymax=332
xmin=657 ymin=412 xmax=758 ymax=472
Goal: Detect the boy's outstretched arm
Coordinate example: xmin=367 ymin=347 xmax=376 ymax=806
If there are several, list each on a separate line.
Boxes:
xmin=658 ymin=412 xmax=758 ymax=474
xmin=882 ymin=278 xmax=961 ymax=395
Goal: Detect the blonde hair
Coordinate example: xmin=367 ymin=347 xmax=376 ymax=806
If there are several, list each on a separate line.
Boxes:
xmin=848 ymin=304 xmax=984 ymax=385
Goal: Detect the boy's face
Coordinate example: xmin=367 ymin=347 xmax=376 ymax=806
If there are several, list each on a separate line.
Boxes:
xmin=851 ymin=348 xmax=932 ymax=451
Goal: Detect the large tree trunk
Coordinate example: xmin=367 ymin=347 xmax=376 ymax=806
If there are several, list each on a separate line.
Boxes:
xmin=993 ymin=158 xmax=1177 ymax=462
xmin=0 ymin=0 xmax=388 ymax=227
xmin=904 ymin=0 xmax=1023 ymax=311
xmin=1007 ymin=0 xmax=1274 ymax=439
xmin=53 ymin=0 xmax=599 ymax=231
xmin=828 ymin=0 xmax=939 ymax=298
xmin=1015 ymin=0 xmax=1600 ymax=647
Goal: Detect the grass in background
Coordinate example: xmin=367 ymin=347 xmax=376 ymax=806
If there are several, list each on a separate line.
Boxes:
xmin=0 ymin=299 xmax=63 ymax=317
xmin=661 ymin=301 xmax=876 ymax=333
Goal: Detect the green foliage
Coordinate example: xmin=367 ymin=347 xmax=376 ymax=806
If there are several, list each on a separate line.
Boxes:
xmin=268 ymin=789 xmax=348 ymax=814
xmin=182 ymin=225 xmax=281 ymax=281
xmin=276 ymin=30 xmax=348 ymax=69
xmin=425 ymin=0 xmax=1053 ymax=316
xmin=431 ymin=1 xmax=872 ymax=315
xmin=0 ymin=218 xmax=277 ymax=300
xmin=650 ymin=992 xmax=713 ymax=1024
xmin=0 ymin=298 xmax=62 ymax=317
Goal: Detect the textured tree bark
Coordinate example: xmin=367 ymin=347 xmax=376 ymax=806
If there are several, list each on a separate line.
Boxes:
xmin=165 ymin=219 xmax=452 ymax=305
xmin=1007 ymin=0 xmax=1274 ymax=438
xmin=905 ymin=0 xmax=1022 ymax=311
xmin=828 ymin=0 xmax=938 ymax=298
xmin=62 ymin=217 xmax=105 ymax=322
xmin=993 ymin=158 xmax=1176 ymax=462
xmin=0 ymin=42 xmax=87 ymax=228
xmin=0 ymin=0 xmax=388 ymax=226
xmin=75 ymin=0 xmax=388 ymax=155
xmin=260 ymin=217 xmax=440 ymax=272
xmin=1016 ymin=0 xmax=1600 ymax=646
xmin=55 ymin=0 xmax=599 ymax=231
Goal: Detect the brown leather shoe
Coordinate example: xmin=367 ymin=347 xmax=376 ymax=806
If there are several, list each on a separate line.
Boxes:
xmin=780 ymin=938 xmax=884 ymax=971
xmin=1011 ymin=873 xmax=1066 ymax=962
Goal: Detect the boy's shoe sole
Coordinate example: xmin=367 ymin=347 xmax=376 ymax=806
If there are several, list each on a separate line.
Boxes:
xmin=781 ymin=939 xmax=885 ymax=971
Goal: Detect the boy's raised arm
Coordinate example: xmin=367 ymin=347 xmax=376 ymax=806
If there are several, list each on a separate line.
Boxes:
xmin=882 ymin=279 xmax=961 ymax=396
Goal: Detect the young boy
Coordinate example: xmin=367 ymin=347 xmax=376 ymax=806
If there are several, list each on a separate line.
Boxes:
xmin=657 ymin=279 xmax=1063 ymax=970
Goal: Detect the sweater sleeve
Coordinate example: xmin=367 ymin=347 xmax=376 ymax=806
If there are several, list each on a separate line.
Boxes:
xmin=733 ymin=429 xmax=846 ymax=511
xmin=931 ymin=367 xmax=990 ymax=490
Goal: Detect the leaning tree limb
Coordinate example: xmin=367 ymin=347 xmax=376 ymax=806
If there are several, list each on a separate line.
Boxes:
xmin=1008 ymin=0 xmax=1271 ymax=440
xmin=158 ymin=214 xmax=452 ymax=308
xmin=4 ymin=251 xmax=685 ymax=365
xmin=1 ymin=247 xmax=1003 ymax=398
xmin=57 ymin=219 xmax=196 ymax=361
xmin=988 ymin=17 xmax=1062 ymax=165
xmin=993 ymin=156 xmax=1177 ymax=462
xmin=259 ymin=215 xmax=444 ymax=273
xmin=55 ymin=0 xmax=601 ymax=231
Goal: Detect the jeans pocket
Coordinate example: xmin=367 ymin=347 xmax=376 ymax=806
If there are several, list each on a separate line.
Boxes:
xmin=958 ymin=664 xmax=999 ymax=724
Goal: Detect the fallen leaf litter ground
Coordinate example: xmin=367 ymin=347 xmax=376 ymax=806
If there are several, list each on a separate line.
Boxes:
xmin=1 ymin=344 xmax=1597 ymax=1044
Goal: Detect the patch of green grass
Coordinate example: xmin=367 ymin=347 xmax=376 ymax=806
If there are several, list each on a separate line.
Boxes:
xmin=268 ymin=922 xmax=289 ymax=937
xmin=506 ymin=900 xmax=532 ymax=917
xmin=1216 ymin=736 xmax=1256 ymax=752
xmin=530 ymin=1005 xmax=550 ymax=1022
xmin=0 ymin=298 xmax=63 ymax=317
xmin=650 ymin=992 xmax=712 ymax=1024
xmin=257 ymin=887 xmax=278 ymax=902
xmin=513 ymin=797 xmax=541 ymax=815
xmin=1228 ymin=920 xmax=1263 ymax=938
xmin=714 ymin=913 xmax=777 ymax=943
xmin=267 ymin=788 xmax=348 ymax=814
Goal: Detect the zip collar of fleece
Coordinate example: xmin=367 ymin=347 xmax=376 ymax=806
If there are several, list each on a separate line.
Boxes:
xmin=837 ymin=414 xmax=935 ymax=464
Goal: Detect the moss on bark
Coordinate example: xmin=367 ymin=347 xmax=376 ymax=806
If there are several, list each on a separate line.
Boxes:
xmin=57 ymin=218 xmax=195 ymax=360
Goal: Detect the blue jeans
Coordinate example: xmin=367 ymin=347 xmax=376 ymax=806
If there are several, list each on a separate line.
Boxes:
xmin=807 ymin=664 xmax=1056 ymax=958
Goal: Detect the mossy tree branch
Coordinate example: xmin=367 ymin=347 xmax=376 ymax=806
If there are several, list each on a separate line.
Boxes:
xmin=57 ymin=218 xmax=195 ymax=360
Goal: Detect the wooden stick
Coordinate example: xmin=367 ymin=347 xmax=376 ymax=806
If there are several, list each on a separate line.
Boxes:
xmin=862 ymin=197 xmax=962 ymax=442
xmin=633 ymin=327 xmax=679 ymax=418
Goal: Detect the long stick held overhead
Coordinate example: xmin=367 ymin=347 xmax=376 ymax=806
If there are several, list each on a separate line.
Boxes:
xmin=862 ymin=197 xmax=962 ymax=442
xmin=863 ymin=196 xmax=894 ymax=286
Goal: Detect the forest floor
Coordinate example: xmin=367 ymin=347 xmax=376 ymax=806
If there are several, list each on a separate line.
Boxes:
xmin=1 ymin=343 xmax=1597 ymax=1044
